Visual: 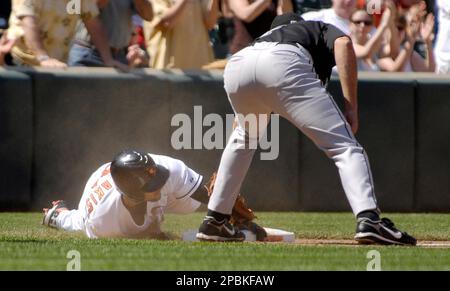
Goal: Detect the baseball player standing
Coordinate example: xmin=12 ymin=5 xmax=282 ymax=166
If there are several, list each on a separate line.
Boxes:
xmin=196 ymin=13 xmax=416 ymax=245
xmin=43 ymin=149 xmax=263 ymax=239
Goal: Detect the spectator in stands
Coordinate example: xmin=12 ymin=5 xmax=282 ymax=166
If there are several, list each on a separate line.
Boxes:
xmin=354 ymin=1 xmax=422 ymax=37
xmin=434 ymin=0 xmax=450 ymax=74
xmin=68 ymin=0 xmax=152 ymax=68
xmin=7 ymin=0 xmax=126 ymax=69
xmin=0 ymin=32 xmax=15 ymax=65
xmin=350 ymin=2 xmax=395 ymax=71
xmin=131 ymin=14 xmax=147 ymax=49
xmin=127 ymin=14 xmax=150 ymax=68
xmin=302 ymin=0 xmax=356 ymax=35
xmin=209 ymin=0 xmax=235 ymax=59
xmin=144 ymin=0 xmax=219 ymax=69
xmin=377 ymin=2 xmax=435 ymax=72
xmin=228 ymin=0 xmax=293 ymax=54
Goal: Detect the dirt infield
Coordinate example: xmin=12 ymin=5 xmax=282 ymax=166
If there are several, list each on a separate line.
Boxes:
xmin=292 ymin=239 xmax=450 ymax=248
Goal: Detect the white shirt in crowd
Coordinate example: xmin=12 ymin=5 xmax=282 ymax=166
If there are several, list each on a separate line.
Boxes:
xmin=302 ymin=8 xmax=351 ymax=35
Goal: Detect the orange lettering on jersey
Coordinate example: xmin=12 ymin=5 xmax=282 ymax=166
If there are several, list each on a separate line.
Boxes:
xmin=101 ymin=180 xmax=112 ymax=191
xmin=90 ymin=193 xmax=98 ymax=205
xmin=94 ymin=187 xmax=105 ymax=201
xmin=91 ymin=180 xmax=98 ymax=189
xmin=101 ymin=166 xmax=111 ymax=177
xmin=87 ymin=200 xmax=94 ymax=215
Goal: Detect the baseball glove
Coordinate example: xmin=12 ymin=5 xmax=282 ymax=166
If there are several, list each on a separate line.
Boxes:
xmin=205 ymin=172 xmax=267 ymax=241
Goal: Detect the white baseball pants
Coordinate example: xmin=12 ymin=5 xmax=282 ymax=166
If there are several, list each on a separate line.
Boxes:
xmin=208 ymin=42 xmax=378 ymax=216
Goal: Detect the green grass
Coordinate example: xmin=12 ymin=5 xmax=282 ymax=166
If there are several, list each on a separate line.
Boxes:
xmin=0 ymin=212 xmax=449 ymax=270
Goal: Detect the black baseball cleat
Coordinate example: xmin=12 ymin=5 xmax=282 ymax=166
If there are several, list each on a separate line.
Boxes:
xmin=42 ymin=200 xmax=68 ymax=228
xmin=354 ymin=217 xmax=417 ymax=246
xmin=196 ymin=216 xmax=245 ymax=242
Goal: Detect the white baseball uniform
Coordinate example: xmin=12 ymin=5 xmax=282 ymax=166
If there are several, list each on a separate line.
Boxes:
xmin=55 ymin=154 xmax=203 ymax=238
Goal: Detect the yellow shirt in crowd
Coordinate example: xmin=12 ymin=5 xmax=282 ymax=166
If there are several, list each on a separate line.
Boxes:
xmin=144 ymin=0 xmax=214 ymax=69
xmin=8 ymin=0 xmax=99 ymax=66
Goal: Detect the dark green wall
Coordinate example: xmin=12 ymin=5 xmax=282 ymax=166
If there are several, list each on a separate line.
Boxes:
xmin=0 ymin=70 xmax=33 ymax=210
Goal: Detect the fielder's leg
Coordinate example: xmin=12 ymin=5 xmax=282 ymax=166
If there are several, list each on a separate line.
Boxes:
xmin=276 ymin=85 xmax=378 ymax=215
xmin=273 ymin=63 xmax=415 ymax=245
xmin=197 ymin=124 xmax=269 ymax=241
xmin=197 ymin=48 xmax=271 ymax=241
xmin=207 ymin=67 xmax=272 ymax=214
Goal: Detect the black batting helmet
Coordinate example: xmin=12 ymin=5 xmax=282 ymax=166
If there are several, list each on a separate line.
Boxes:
xmin=110 ymin=149 xmax=170 ymax=201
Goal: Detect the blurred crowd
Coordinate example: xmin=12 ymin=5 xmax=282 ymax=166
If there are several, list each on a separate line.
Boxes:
xmin=0 ymin=0 xmax=448 ymax=73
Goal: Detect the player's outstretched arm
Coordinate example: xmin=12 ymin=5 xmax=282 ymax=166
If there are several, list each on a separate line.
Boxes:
xmin=334 ymin=36 xmax=359 ymax=134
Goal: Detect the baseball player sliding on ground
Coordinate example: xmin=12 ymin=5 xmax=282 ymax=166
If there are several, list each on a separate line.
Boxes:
xmin=42 ymin=149 xmax=264 ymax=239
xmin=197 ymin=13 xmax=417 ymax=245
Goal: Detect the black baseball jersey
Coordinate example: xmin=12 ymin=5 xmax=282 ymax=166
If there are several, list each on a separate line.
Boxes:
xmin=255 ymin=20 xmax=347 ymax=84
